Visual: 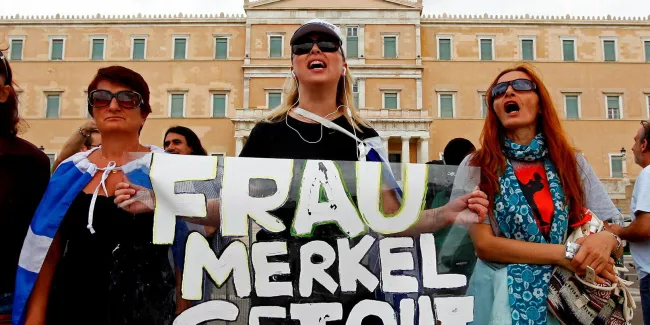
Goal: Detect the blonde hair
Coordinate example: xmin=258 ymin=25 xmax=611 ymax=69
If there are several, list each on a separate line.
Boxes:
xmin=264 ymin=67 xmax=370 ymax=131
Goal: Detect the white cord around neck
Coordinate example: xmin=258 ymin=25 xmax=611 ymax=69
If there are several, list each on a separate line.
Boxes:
xmin=286 ymin=107 xmax=339 ymax=144
xmin=87 ymin=161 xmax=121 ymax=234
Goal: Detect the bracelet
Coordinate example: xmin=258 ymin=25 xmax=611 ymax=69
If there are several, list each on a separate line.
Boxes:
xmin=565 ymin=242 xmax=581 ymax=260
xmin=78 ymin=127 xmax=90 ymax=138
xmin=604 ymin=230 xmax=622 ymax=254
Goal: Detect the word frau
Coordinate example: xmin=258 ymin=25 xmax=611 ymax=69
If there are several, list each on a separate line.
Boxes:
xmin=149 ymin=155 xmax=431 ymax=244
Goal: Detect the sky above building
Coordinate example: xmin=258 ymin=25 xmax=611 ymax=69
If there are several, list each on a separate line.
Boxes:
xmin=1 ymin=0 xmax=649 ymax=17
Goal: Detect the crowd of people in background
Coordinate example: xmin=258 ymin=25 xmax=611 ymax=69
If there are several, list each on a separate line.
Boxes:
xmin=0 ymin=18 xmax=648 ymax=325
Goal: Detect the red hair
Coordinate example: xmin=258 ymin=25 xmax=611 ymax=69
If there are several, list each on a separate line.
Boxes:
xmin=471 ymin=64 xmax=586 ymax=226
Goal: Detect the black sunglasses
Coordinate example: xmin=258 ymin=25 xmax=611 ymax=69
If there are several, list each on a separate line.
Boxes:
xmin=88 ymin=89 xmax=143 ymax=109
xmin=491 ymin=79 xmax=537 ymax=99
xmin=291 ymin=39 xmax=341 ymax=56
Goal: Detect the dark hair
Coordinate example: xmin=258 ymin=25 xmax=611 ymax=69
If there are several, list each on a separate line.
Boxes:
xmin=426 ymin=160 xmax=445 ymax=165
xmin=443 ymin=138 xmax=476 ymax=166
xmin=83 ymin=129 xmax=100 ymax=149
xmin=164 ymin=126 xmax=207 ymax=156
xmin=641 ymin=121 xmax=650 ymax=149
xmin=0 ymin=50 xmax=20 ymax=137
xmin=87 ymin=66 xmax=151 ymax=117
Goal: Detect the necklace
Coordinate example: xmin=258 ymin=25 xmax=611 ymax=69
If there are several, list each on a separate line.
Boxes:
xmin=98 ymin=144 xmax=143 ymax=173
xmin=285 ymin=107 xmax=340 ymax=144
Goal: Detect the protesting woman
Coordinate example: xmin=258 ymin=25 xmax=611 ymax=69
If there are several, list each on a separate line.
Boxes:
xmin=114 ymin=19 xmax=489 ymax=324
xmin=457 ymin=64 xmax=623 ymax=325
xmin=13 ymin=66 xmax=181 ymax=325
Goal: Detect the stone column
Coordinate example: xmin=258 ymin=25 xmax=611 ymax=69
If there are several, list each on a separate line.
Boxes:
xmin=415 ymin=24 xmax=422 ymax=65
xmin=358 ymin=24 xmax=365 ymax=60
xmin=416 ymin=78 xmax=423 ymax=110
xmin=401 ymin=136 xmax=410 ymax=164
xmin=243 ymin=77 xmax=250 ymax=109
xmin=359 ymin=78 xmax=366 ymax=109
xmin=245 ymin=24 xmax=251 ymax=65
xmin=235 ymin=135 xmax=244 ymax=156
xmin=418 ymin=136 xmax=430 ymax=163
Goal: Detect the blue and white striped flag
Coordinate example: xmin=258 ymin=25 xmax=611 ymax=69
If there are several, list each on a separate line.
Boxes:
xmin=12 ymin=146 xmax=188 ymax=325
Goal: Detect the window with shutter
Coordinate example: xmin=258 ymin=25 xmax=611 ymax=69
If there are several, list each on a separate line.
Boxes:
xmin=439 ymin=94 xmax=454 ymax=118
xmin=270 ymin=36 xmax=283 ymax=58
xmin=607 ymin=95 xmax=621 ymax=119
xmin=347 ymin=27 xmax=358 ymax=58
xmin=91 ymin=39 xmax=105 ymax=60
xmin=480 ymin=38 xmax=493 ymax=60
xmin=384 ymin=93 xmax=398 ymax=109
xmin=438 ymin=38 xmax=451 ymax=60
xmin=603 ymin=40 xmax=616 ymax=61
xmin=215 ymin=38 xmax=228 ymax=59
xmin=562 ymin=39 xmax=576 ymax=61
xmin=51 ymin=39 xmax=64 ymax=60
xmin=521 ymin=39 xmax=534 ymax=60
xmin=383 ymin=36 xmax=397 ymax=58
xmin=170 ymin=94 xmax=185 ymax=118
xmin=46 ymin=94 xmax=60 ymax=118
xmin=133 ymin=39 xmax=146 ymax=60
xmin=10 ymin=39 xmax=23 ymax=61
xmin=212 ymin=94 xmax=227 ymax=117
xmin=174 ymin=38 xmax=187 ymax=60
xmin=565 ymin=95 xmax=579 ymax=119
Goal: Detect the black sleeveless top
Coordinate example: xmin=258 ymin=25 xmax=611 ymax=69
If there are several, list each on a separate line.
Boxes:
xmin=47 ymin=192 xmax=175 ymax=325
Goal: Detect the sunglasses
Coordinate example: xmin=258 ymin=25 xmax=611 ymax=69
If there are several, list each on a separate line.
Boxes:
xmin=491 ymin=79 xmax=537 ymax=99
xmin=291 ymin=39 xmax=341 ymax=56
xmin=88 ymin=89 xmax=142 ymax=109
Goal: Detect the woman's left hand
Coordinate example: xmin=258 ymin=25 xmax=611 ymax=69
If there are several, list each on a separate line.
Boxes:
xmin=572 ymin=232 xmax=619 ymax=283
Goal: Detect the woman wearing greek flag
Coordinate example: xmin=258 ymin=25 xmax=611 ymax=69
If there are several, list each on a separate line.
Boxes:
xmin=14 ymin=66 xmax=180 ymax=325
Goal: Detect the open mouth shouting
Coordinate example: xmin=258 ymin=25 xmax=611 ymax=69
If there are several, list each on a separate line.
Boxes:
xmin=308 ymin=59 xmax=327 ymax=71
xmin=504 ymin=101 xmax=521 ymax=115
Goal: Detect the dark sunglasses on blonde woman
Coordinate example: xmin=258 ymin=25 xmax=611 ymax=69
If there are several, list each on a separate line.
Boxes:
xmin=491 ymin=79 xmax=537 ymax=99
xmin=88 ymin=89 xmax=143 ymax=109
xmin=291 ymin=39 xmax=341 ymax=56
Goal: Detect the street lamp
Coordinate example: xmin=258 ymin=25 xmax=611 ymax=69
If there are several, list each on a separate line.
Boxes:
xmin=620 ymin=147 xmax=626 ymax=158
xmin=39 ymin=145 xmax=45 ymax=151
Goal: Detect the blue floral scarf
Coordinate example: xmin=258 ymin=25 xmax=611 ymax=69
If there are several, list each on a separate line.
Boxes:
xmin=495 ymin=134 xmax=569 ymax=325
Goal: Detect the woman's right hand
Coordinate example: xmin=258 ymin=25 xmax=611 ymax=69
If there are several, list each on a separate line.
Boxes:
xmin=114 ymin=182 xmax=155 ymax=214
xmin=560 ymin=250 xmax=617 ymax=285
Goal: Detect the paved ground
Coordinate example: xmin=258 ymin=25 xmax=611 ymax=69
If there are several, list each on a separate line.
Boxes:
xmin=622 ymin=255 xmax=646 ymax=325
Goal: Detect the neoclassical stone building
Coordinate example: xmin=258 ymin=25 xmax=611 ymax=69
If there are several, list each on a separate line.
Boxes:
xmin=2 ymin=0 xmax=649 ymax=212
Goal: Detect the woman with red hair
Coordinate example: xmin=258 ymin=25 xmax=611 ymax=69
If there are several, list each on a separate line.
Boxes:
xmin=460 ymin=64 xmax=623 ymax=325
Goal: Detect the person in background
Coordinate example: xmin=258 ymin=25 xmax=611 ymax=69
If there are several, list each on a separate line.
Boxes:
xmin=163 ymin=125 xmax=217 ymax=314
xmin=0 ymin=50 xmax=50 ymax=324
xmin=427 ymin=138 xmax=477 ymax=293
xmin=163 ymin=126 xmax=208 ymax=155
xmin=51 ymin=120 xmax=101 ymax=171
xmin=442 ymin=138 xmax=476 ymax=166
xmin=608 ymin=120 xmax=650 ymax=325
xmin=459 ymin=64 xmax=622 ymax=325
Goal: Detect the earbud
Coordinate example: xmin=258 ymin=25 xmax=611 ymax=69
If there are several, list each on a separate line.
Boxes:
xmin=291 ymin=70 xmax=296 ymax=78
xmin=343 ymin=67 xmax=347 ymax=75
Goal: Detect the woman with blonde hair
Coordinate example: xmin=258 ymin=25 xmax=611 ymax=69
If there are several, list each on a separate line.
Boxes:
xmin=455 ymin=64 xmax=623 ymax=324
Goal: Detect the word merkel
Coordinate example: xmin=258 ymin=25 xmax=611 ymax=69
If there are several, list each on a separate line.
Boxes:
xmin=144 ymin=154 xmax=475 ymax=325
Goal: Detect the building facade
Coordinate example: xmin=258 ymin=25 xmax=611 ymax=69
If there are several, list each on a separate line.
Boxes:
xmin=2 ymin=0 xmax=649 ymax=211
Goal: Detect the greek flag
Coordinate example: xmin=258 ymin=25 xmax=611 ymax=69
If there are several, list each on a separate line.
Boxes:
xmin=12 ymin=146 xmax=188 ymax=325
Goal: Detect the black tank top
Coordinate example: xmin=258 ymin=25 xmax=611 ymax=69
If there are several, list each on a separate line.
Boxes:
xmin=47 ymin=192 xmax=175 ymax=325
